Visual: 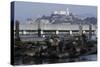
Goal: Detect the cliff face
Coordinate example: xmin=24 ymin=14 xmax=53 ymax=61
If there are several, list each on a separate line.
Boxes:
xmin=83 ymin=17 xmax=97 ymax=24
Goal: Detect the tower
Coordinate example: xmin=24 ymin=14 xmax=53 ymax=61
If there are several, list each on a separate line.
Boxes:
xmin=66 ymin=8 xmax=70 ymax=16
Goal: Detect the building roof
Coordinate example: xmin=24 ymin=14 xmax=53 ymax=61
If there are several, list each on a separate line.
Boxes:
xmin=14 ymin=23 xmax=96 ymax=31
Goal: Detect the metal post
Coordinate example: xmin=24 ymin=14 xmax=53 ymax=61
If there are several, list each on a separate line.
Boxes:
xmin=37 ymin=18 xmax=41 ymax=37
xmin=15 ymin=20 xmax=20 ymax=41
xmin=79 ymin=24 xmax=82 ymax=36
xmin=89 ymin=24 xmax=92 ymax=39
xmin=79 ymin=24 xmax=84 ymax=46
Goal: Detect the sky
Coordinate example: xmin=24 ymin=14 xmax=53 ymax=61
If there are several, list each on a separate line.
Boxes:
xmin=13 ymin=1 xmax=97 ymax=22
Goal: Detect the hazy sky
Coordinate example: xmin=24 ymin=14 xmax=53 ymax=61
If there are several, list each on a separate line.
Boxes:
xmin=14 ymin=1 xmax=97 ymax=22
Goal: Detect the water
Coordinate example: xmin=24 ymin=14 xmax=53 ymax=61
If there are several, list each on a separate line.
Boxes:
xmin=80 ymin=54 xmax=97 ymax=61
xmin=14 ymin=54 xmax=97 ymax=65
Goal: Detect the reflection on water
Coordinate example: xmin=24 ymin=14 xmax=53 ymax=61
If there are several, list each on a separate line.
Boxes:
xmin=80 ymin=54 xmax=97 ymax=61
xmin=14 ymin=54 xmax=97 ymax=65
